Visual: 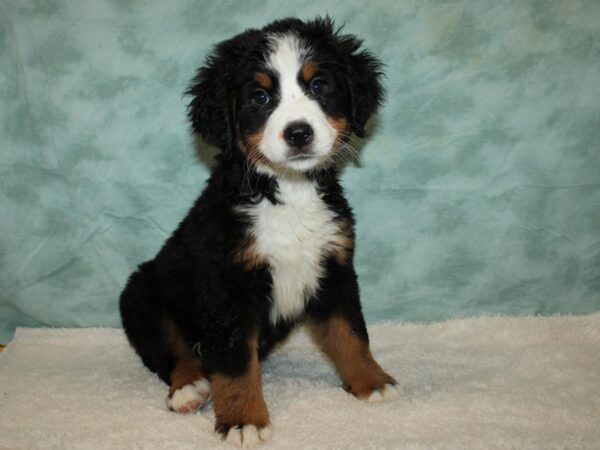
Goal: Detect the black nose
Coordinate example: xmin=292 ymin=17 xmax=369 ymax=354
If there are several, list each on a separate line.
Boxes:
xmin=283 ymin=122 xmax=313 ymax=148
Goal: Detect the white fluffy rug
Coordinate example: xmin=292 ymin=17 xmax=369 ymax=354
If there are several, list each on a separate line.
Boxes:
xmin=1 ymin=315 xmax=599 ymax=450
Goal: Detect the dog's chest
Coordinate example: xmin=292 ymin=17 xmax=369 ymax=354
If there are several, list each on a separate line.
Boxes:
xmin=242 ymin=179 xmax=340 ymax=323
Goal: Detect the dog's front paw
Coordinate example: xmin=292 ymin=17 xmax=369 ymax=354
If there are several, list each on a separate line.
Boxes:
xmin=166 ymin=379 xmax=210 ymax=413
xmin=218 ymin=424 xmax=272 ymax=449
xmin=345 ymin=372 xmax=402 ymax=402
xmin=366 ymin=382 xmax=403 ymax=403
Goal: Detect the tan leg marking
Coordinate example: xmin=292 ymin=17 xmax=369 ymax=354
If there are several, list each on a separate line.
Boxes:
xmin=211 ymin=335 xmax=270 ymax=435
xmin=161 ymin=319 xmax=210 ymax=412
xmin=307 ymin=316 xmax=396 ymax=399
xmin=169 ymin=356 xmax=206 ymax=396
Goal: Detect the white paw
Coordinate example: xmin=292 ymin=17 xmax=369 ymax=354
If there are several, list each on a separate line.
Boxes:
xmin=367 ymin=383 xmax=403 ymax=403
xmin=222 ymin=424 xmax=272 ymax=448
xmin=166 ymin=379 xmax=210 ymax=413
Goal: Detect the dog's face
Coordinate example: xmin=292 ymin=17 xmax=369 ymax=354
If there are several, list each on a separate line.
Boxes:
xmin=237 ymin=34 xmax=351 ymax=173
xmin=187 ymin=17 xmax=384 ymax=175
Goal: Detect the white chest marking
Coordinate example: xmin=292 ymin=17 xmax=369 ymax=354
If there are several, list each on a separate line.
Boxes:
xmin=242 ymin=178 xmax=341 ymax=324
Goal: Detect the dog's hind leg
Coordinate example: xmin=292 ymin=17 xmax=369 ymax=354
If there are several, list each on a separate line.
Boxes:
xmin=120 ymin=262 xmax=177 ymax=384
xmin=120 ymin=263 xmax=211 ymax=412
xmin=166 ymin=356 xmax=210 ymax=413
xmin=162 ymin=319 xmax=211 ymax=413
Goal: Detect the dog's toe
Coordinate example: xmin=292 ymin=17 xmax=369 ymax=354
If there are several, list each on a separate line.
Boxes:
xmin=225 ymin=427 xmax=243 ymax=447
xmin=240 ymin=425 xmax=260 ymax=448
xmin=258 ymin=424 xmax=272 ymax=441
xmin=367 ymin=383 xmax=402 ymax=403
xmin=221 ymin=424 xmax=272 ymax=448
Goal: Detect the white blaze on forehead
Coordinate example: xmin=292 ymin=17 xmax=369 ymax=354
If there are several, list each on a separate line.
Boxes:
xmin=260 ymin=33 xmax=337 ymax=172
xmin=266 ymin=33 xmax=308 ymax=101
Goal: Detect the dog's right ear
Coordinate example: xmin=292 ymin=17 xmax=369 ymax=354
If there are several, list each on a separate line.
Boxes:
xmin=186 ymin=67 xmax=227 ymax=151
xmin=186 ymin=52 xmax=232 ymax=152
xmin=186 ymin=32 xmax=257 ymax=153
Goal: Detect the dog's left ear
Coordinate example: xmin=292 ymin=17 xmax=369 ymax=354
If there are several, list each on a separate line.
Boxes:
xmin=346 ymin=48 xmax=385 ymax=137
xmin=329 ymin=22 xmax=385 ymax=137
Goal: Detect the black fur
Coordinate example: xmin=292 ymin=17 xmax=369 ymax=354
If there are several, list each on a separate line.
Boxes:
xmin=120 ymin=16 xmax=384 ymax=392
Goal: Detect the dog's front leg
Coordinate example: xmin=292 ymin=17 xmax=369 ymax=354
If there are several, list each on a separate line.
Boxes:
xmin=210 ymin=333 xmax=272 ymax=448
xmin=306 ymin=262 xmax=401 ymax=402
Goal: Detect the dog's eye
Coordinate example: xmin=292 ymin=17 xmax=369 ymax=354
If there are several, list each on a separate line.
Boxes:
xmin=252 ymin=89 xmax=270 ymax=106
xmin=309 ymin=78 xmax=326 ymax=95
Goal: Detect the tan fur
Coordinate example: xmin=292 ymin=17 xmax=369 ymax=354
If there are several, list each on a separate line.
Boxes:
xmin=161 ymin=319 xmax=206 ymax=396
xmin=301 ymin=62 xmax=318 ymax=82
xmin=326 ymin=116 xmax=349 ymax=145
xmin=328 ymin=221 xmax=354 ymax=266
xmin=169 ymin=358 xmax=206 ymax=396
xmin=234 ymin=234 xmax=268 ymax=271
xmin=245 ymin=129 xmax=265 ymax=158
xmin=307 ymin=316 xmax=395 ymax=399
xmin=238 ymin=127 xmax=277 ymax=171
xmin=211 ymin=335 xmax=269 ymax=433
xmin=162 ymin=318 xmax=188 ymax=359
xmin=255 ymin=72 xmax=273 ymax=90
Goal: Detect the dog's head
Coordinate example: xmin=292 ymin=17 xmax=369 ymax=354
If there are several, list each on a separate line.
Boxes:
xmin=187 ymin=17 xmax=384 ymax=175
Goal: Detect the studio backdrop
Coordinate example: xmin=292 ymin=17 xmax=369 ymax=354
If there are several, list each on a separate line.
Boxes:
xmin=1 ymin=0 xmax=599 ymax=342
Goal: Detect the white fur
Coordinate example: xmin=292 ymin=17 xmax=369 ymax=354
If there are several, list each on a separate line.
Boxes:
xmin=367 ymin=384 xmax=402 ymax=403
xmin=223 ymin=424 xmax=272 ymax=449
xmin=262 ymin=33 xmax=337 ymax=171
xmin=166 ymin=379 xmax=210 ymax=413
xmin=239 ymin=176 xmax=342 ymax=324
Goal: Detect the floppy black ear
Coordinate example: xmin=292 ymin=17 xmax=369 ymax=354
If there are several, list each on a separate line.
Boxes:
xmin=346 ymin=48 xmax=385 ymax=137
xmin=186 ymin=32 xmax=257 ymax=152
xmin=186 ymin=58 xmax=231 ymax=151
xmin=326 ymin=20 xmax=385 ymax=137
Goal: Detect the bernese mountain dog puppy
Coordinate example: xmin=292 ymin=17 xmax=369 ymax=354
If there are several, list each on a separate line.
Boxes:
xmin=120 ymin=16 xmax=399 ymax=448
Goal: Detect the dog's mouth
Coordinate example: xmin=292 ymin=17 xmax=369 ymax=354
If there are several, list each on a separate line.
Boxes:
xmin=286 ymin=153 xmax=315 ymax=161
xmin=278 ymin=151 xmax=325 ymax=173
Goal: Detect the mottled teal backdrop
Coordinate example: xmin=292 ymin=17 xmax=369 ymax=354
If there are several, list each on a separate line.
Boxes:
xmin=1 ymin=0 xmax=599 ymax=342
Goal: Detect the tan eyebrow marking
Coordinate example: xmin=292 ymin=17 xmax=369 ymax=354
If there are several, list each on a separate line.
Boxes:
xmin=254 ymin=72 xmax=272 ymax=89
xmin=301 ymin=62 xmax=318 ymax=82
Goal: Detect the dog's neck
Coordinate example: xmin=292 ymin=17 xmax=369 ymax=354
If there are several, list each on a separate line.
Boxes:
xmin=213 ymin=150 xmax=339 ymax=206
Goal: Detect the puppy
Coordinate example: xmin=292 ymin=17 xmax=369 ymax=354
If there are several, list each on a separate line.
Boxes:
xmin=120 ymin=16 xmax=399 ymax=448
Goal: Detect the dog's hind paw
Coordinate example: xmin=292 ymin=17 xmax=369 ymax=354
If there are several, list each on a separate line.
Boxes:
xmin=166 ymin=379 xmax=210 ymax=413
